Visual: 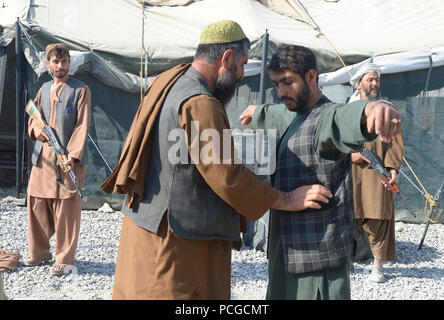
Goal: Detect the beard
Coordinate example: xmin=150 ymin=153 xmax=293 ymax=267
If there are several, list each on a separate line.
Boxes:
xmin=283 ymin=79 xmax=311 ymax=113
xmin=54 ymin=69 xmax=68 ymax=78
xmin=214 ymin=64 xmax=238 ymax=106
xmin=362 ymin=86 xmax=380 ymax=101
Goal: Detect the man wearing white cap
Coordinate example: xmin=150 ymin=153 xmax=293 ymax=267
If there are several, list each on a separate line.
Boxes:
xmin=348 ymin=63 xmax=382 ymax=103
xmin=349 ymin=63 xmax=404 ymax=283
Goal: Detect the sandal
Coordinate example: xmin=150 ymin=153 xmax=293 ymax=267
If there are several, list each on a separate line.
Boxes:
xmin=24 ymin=252 xmax=52 ymax=267
xmin=50 ymin=264 xmax=77 ymax=276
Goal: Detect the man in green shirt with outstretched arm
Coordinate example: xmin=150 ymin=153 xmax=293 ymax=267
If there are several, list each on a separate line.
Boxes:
xmin=239 ymin=45 xmax=401 ymax=300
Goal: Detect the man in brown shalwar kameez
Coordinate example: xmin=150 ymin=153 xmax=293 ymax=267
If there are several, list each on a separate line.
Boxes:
xmin=101 ymin=20 xmax=333 ymax=300
xmin=25 ymin=43 xmax=91 ymax=276
xmin=349 ymin=63 xmax=404 ymax=282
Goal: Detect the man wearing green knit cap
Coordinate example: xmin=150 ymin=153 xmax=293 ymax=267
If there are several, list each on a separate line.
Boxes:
xmin=199 ymin=19 xmax=247 ymax=44
xmin=109 ymin=20 xmax=331 ymax=299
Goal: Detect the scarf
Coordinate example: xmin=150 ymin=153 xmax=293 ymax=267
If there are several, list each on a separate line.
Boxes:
xmin=100 ymin=63 xmax=191 ymax=208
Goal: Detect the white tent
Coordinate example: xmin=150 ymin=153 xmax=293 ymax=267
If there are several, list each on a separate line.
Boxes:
xmin=2 ymin=0 xmax=444 ymax=91
xmin=1 ymin=1 xmax=443 ymax=226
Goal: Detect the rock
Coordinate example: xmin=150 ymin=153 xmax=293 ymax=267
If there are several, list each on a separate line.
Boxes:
xmin=2 ymin=196 xmax=18 ymax=204
xmin=98 ymin=203 xmax=113 ymax=213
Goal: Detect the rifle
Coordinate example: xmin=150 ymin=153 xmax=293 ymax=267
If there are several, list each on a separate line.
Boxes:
xmin=360 ymin=148 xmax=416 ymax=218
xmin=25 ymin=100 xmax=83 ymax=198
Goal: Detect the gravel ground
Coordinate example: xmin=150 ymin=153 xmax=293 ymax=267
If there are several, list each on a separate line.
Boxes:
xmin=1 ymin=190 xmax=443 ymax=300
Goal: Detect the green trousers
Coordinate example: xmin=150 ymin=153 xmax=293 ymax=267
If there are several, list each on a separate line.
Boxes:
xmin=266 ymin=213 xmax=351 ymax=300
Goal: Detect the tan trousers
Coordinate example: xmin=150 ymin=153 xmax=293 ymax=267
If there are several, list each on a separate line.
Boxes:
xmin=113 ymin=214 xmax=232 ymax=300
xmin=27 ymin=194 xmax=82 ymax=265
xmin=357 ymin=218 xmax=396 ymax=262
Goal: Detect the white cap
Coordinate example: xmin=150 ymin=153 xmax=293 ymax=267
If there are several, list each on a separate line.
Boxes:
xmin=349 ymin=63 xmax=381 ymax=88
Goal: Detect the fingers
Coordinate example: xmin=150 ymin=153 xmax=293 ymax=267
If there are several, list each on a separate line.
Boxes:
xmin=305 ymin=184 xmax=332 ymax=203
xmin=351 ymin=152 xmax=362 ymax=164
xmin=351 ymin=152 xmax=370 ymax=164
xmin=360 ymin=154 xmax=370 ymax=163
xmin=390 ymin=118 xmax=401 ymax=137
xmin=240 ymin=117 xmax=251 ymax=126
xmin=367 ymin=102 xmax=402 ymax=143
xmin=280 ymin=184 xmax=333 ymax=212
xmin=239 ymin=105 xmax=256 ymax=126
xmin=385 ymin=117 xmax=400 ymax=143
xmin=239 ymin=113 xmax=251 ymax=126
xmin=295 ymin=184 xmax=332 ymax=211
xmin=305 ymin=201 xmax=322 ymax=209
xmin=380 ymin=177 xmax=394 ymax=192
xmin=35 ymin=128 xmax=49 ymax=142
xmin=394 ymin=118 xmax=402 ymax=136
xmin=60 ymin=156 xmax=74 ymax=171
xmin=369 ymin=103 xmax=390 ymax=141
xmin=388 ymin=170 xmax=397 ymax=184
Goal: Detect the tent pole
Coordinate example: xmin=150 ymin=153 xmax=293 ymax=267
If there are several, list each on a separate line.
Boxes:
xmin=246 ymin=30 xmax=269 ymax=249
xmin=87 ymin=133 xmax=113 ymax=174
xmin=15 ymin=17 xmax=24 ymax=199
xmin=424 ymin=55 xmax=433 ymax=92
xmin=259 ymin=30 xmax=269 ymax=105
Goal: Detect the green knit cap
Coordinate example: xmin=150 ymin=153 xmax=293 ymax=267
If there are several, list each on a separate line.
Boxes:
xmin=199 ymin=20 xmax=247 ymax=44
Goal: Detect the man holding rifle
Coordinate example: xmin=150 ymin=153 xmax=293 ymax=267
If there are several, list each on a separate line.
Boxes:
xmin=349 ymin=63 xmax=404 ymax=283
xmin=25 ymin=43 xmax=91 ymax=276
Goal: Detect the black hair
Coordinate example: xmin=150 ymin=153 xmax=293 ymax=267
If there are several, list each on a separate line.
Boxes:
xmin=267 ymin=44 xmax=318 ymax=83
xmin=194 ymin=38 xmax=251 ymax=63
xmin=47 ymin=45 xmax=70 ymax=61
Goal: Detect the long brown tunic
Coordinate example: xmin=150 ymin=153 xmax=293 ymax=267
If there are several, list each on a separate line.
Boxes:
xmin=26 ymin=79 xmax=91 ymax=265
xmin=352 ymin=132 xmax=404 ymax=262
xmin=27 ymin=81 xmax=91 ymax=198
xmin=113 ymin=93 xmax=279 ymax=300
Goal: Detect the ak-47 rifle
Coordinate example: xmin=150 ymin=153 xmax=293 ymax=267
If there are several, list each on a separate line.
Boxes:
xmin=25 ymin=100 xmax=83 ymax=198
xmin=361 ymin=148 xmax=416 ymax=218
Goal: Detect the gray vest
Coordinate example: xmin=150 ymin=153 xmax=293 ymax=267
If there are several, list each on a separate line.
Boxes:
xmin=273 ymin=97 xmax=355 ymax=274
xmin=31 ymin=77 xmax=87 ymax=165
xmin=123 ymin=67 xmax=241 ymax=241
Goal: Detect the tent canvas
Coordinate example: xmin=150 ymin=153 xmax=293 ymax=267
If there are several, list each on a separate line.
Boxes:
xmin=1 ymin=1 xmax=443 ymax=232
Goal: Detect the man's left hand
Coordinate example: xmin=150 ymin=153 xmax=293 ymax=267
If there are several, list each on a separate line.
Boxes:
xmin=381 ymin=169 xmax=398 ymax=191
xmin=239 ymin=105 xmax=257 ymax=126
xmin=60 ymin=155 xmax=75 ymax=172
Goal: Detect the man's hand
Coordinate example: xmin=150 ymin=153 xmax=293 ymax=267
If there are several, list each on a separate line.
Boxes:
xmin=34 ymin=126 xmax=49 ymax=142
xmin=60 ymin=155 xmax=75 ymax=172
xmin=362 ymin=100 xmax=401 ymax=143
xmin=381 ymin=169 xmax=398 ymax=191
xmin=351 ymin=152 xmax=370 ymax=164
xmin=239 ymin=104 xmax=257 ymax=126
xmin=272 ymin=184 xmax=332 ymax=211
